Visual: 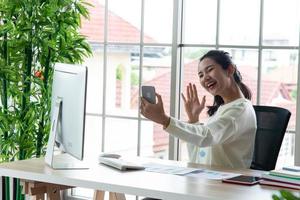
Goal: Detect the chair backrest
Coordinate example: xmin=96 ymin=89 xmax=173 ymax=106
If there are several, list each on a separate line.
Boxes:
xmin=250 ymin=105 xmax=291 ymax=171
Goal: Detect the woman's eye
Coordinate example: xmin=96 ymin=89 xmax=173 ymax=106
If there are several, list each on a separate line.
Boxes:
xmin=207 ymin=67 xmax=213 ymax=72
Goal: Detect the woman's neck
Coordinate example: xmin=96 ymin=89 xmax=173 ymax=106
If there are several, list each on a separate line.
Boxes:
xmin=221 ymin=83 xmax=244 ymax=104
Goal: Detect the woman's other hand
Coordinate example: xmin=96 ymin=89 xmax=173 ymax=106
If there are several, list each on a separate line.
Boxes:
xmin=140 ymin=93 xmax=170 ymax=128
xmin=181 ymin=83 xmax=206 ymax=123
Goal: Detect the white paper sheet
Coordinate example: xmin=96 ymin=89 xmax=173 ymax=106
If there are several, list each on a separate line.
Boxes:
xmin=144 ymin=163 xmax=203 ymax=175
xmin=185 ymin=169 xmax=241 ymax=180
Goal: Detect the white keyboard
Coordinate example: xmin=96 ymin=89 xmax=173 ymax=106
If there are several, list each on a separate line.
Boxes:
xmin=99 ymin=157 xmax=145 ymax=171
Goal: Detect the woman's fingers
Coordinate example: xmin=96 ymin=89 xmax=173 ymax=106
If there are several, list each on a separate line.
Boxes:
xmin=156 ymin=93 xmax=163 ymax=105
xmin=192 ymin=84 xmax=198 ymax=99
xmin=186 ymin=83 xmax=199 ymax=100
xmin=200 ymin=95 xmax=206 ymax=107
xmin=186 ymin=84 xmax=191 ymax=100
xmin=189 ymin=83 xmax=194 ymax=99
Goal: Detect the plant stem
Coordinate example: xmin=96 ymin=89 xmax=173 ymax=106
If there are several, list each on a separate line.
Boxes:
xmin=36 ymin=42 xmax=52 ymax=157
xmin=20 ymin=44 xmax=33 ymax=160
xmin=2 ymin=27 xmax=9 ymax=141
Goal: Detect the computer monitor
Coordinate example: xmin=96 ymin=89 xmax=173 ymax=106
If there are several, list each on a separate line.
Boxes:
xmin=45 ymin=63 xmax=88 ymax=169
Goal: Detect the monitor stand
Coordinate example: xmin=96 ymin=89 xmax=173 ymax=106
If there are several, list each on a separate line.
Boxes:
xmin=45 ymin=98 xmax=89 ymax=170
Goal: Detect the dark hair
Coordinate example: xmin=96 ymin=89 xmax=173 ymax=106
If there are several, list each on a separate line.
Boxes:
xmin=199 ymin=50 xmax=252 ymax=116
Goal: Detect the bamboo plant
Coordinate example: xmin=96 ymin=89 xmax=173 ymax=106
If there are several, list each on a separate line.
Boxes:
xmin=0 ymin=0 xmax=92 ymax=198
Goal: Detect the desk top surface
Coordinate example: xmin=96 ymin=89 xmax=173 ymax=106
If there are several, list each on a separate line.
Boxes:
xmin=0 ymin=155 xmax=291 ymax=200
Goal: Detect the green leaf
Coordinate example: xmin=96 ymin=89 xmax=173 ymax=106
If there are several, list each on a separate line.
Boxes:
xmin=0 ymin=0 xmax=92 ymax=162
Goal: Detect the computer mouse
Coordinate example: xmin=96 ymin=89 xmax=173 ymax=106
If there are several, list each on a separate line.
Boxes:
xmin=99 ymin=153 xmax=121 ymax=159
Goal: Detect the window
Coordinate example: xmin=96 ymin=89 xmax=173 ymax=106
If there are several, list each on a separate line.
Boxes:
xmin=72 ymin=0 xmax=300 ymax=198
xmin=179 ymin=0 xmax=299 ymax=167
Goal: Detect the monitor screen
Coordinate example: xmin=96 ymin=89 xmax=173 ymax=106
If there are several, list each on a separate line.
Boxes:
xmin=50 ymin=63 xmax=87 ymax=161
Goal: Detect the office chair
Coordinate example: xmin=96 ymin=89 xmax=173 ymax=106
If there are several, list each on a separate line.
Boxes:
xmin=250 ymin=105 xmax=291 ymax=171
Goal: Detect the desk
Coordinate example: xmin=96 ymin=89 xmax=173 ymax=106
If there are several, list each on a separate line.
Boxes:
xmin=0 ymin=156 xmax=291 ymax=200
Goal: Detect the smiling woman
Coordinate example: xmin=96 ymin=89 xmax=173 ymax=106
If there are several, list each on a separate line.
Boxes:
xmin=140 ymin=50 xmax=257 ymax=169
xmin=198 ymin=50 xmax=252 ymax=116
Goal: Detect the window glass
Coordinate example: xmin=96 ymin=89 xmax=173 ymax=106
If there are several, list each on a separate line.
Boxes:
xmin=84 ymin=115 xmax=102 ymax=161
xmin=261 ymin=49 xmax=298 ymax=131
xmin=105 ymin=118 xmax=138 ymax=156
xmin=108 ymin=0 xmax=141 ymax=43
xmin=184 ymin=0 xmax=217 ymax=44
xmin=81 ymin=0 xmax=105 ymax=43
xmin=219 ymin=0 xmax=260 ymax=45
xmin=140 ymin=46 xmax=171 ymax=159
xmin=80 ymin=0 xmax=104 ymax=114
xmin=263 ymin=0 xmax=300 ymax=46
xmin=84 ymin=53 xmax=104 ymax=115
xmin=105 ymin=45 xmax=140 ymax=117
xmin=144 ymin=0 xmax=173 ymax=44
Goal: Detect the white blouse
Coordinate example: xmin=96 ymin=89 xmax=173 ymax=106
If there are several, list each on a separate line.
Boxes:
xmin=165 ymin=98 xmax=257 ymax=168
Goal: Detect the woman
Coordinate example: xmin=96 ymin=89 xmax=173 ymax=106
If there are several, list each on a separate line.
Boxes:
xmin=140 ymin=50 xmax=257 ymax=168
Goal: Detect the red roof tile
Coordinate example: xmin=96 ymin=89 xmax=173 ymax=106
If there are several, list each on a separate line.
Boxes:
xmin=80 ymin=0 xmax=155 ymax=43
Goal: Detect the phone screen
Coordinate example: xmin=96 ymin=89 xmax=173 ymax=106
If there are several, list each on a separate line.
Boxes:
xmin=142 ymin=86 xmax=156 ymax=104
xmin=222 ymin=175 xmax=261 ymax=185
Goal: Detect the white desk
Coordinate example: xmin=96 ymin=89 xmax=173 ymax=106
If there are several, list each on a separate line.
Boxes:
xmin=0 ymin=156 xmax=292 ymax=200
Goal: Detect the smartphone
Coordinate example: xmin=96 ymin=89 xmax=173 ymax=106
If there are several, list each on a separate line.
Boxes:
xmin=141 ymin=86 xmax=156 ymax=104
xmin=222 ymin=175 xmax=261 ymax=185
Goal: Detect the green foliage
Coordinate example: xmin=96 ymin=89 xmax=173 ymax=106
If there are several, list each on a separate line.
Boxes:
xmin=116 ymin=64 xmax=123 ymax=80
xmin=0 ymin=0 xmax=92 ymax=163
xmin=291 ymin=88 xmax=297 ymax=102
xmin=272 ymin=190 xmax=300 ymax=200
xmin=131 ymin=71 xmax=139 ymax=86
xmin=0 ymin=1 xmax=92 ymax=197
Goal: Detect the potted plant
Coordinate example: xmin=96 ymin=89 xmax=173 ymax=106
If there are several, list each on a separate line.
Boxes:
xmin=0 ymin=0 xmax=92 ymax=198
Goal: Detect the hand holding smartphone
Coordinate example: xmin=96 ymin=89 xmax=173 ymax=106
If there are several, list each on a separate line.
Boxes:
xmin=222 ymin=175 xmax=261 ymax=186
xmin=141 ymin=86 xmax=156 ymax=104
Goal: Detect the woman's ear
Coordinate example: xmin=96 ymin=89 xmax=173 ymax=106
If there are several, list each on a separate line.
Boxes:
xmin=227 ymin=64 xmax=235 ymax=76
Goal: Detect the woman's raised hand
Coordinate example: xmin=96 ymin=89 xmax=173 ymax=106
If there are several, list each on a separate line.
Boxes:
xmin=140 ymin=93 xmax=170 ymax=128
xmin=181 ymin=83 xmax=206 ymax=123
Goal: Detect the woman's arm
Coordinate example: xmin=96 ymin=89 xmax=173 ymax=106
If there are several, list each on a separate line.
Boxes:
xmin=165 ymin=103 xmax=247 ymax=147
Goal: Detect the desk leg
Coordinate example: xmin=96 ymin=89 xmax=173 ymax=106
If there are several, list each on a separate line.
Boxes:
xmin=109 ymin=192 xmax=126 ymax=200
xmin=20 ymin=181 xmax=45 ymax=200
xmin=93 ymin=190 xmax=126 ymax=200
xmin=93 ymin=190 xmax=105 ymax=200
xmin=20 ymin=180 xmax=72 ymax=200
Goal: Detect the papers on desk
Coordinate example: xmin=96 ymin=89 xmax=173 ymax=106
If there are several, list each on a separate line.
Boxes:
xmin=143 ymin=163 xmax=240 ymax=180
xmin=144 ymin=163 xmax=202 ymax=175
xmin=185 ymin=169 xmax=240 ymax=180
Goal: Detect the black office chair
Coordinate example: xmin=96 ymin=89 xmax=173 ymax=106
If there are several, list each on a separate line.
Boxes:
xmin=250 ymin=105 xmax=291 ymax=171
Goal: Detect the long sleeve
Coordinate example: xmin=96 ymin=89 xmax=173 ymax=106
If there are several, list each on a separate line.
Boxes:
xmin=164 ymin=98 xmax=257 ymax=168
xmin=165 ymin=103 xmax=245 ymax=147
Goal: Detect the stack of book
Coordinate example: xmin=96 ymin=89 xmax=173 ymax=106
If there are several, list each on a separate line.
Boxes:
xmin=260 ymin=166 xmax=300 ymax=190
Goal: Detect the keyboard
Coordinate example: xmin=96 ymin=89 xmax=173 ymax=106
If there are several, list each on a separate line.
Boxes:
xmin=99 ymin=157 xmax=145 ymax=171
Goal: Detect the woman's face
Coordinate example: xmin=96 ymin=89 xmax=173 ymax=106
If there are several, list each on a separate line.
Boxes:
xmin=198 ymin=58 xmax=231 ymax=96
